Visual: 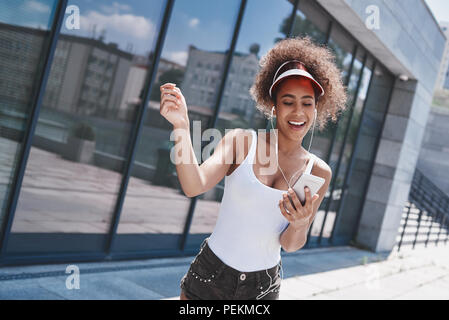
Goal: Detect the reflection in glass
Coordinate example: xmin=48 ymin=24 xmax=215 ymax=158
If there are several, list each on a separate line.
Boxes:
xmin=309 ymin=50 xmax=365 ymax=242
xmin=327 ymin=24 xmax=355 ymax=83
xmin=0 ymin=0 xmax=58 ymax=241
xmin=333 ymin=64 xmax=394 ymax=242
xmin=303 ymin=27 xmax=356 ymax=243
xmin=291 ymin=0 xmax=331 ymax=44
xmin=116 ymin=0 xmax=240 ymax=251
xmin=291 ymin=1 xmax=335 ymax=173
xmin=7 ymin=0 xmax=165 ymax=254
xmin=186 ymin=0 xmax=294 ymax=246
xmin=327 ymin=58 xmax=373 ymax=241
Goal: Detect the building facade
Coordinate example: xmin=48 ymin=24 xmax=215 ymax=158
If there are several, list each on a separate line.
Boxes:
xmin=417 ymin=105 xmax=449 ymax=194
xmin=0 ymin=0 xmax=445 ymax=266
xmin=435 ymin=21 xmax=449 ymax=91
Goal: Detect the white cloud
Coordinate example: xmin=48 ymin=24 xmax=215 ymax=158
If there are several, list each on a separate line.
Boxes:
xmin=80 ymin=11 xmax=154 ymax=39
xmin=167 ymin=51 xmax=188 ymax=66
xmin=23 ymin=0 xmax=50 ymax=13
xmin=188 ymin=18 xmax=200 ymax=28
xmin=100 ymin=2 xmax=132 ymax=15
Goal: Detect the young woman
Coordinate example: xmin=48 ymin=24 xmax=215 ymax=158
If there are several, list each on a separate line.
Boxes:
xmin=159 ymin=36 xmax=347 ymax=300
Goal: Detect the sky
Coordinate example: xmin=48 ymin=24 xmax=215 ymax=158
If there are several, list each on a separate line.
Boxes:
xmin=61 ymin=0 xmax=164 ymax=55
xmin=0 ymin=0 xmax=291 ymax=65
xmin=424 ymin=0 xmax=449 ymax=23
xmin=0 ymin=0 xmax=57 ymax=29
xmin=1 ymin=0 xmax=448 ymax=64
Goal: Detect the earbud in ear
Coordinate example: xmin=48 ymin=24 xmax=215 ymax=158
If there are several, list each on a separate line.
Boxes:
xmin=271 ymin=106 xmax=275 ymax=118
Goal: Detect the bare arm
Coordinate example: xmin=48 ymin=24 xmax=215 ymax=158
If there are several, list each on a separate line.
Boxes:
xmin=160 ymin=83 xmax=238 ymax=197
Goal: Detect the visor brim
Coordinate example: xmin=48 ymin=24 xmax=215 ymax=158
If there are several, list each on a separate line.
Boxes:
xmin=269 ymin=69 xmax=324 ymax=99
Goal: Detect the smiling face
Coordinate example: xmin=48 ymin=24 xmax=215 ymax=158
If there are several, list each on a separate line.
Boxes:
xmin=272 ymin=76 xmax=316 ymax=142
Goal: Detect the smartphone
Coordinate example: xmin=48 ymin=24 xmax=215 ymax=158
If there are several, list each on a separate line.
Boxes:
xmin=291 ymin=173 xmax=325 ymax=206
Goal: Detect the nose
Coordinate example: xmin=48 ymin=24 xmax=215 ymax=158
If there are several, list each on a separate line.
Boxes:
xmin=290 ymin=109 xmax=308 ymax=119
xmin=291 ymin=105 xmax=311 ymax=119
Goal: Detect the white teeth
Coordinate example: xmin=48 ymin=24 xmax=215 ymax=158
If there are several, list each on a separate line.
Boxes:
xmin=288 ymin=121 xmax=305 ymax=126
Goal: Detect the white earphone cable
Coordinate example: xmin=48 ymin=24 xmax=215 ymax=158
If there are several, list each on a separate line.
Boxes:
xmin=270 ymin=106 xmax=316 ymax=188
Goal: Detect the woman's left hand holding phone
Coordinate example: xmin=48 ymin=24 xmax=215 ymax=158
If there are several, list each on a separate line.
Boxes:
xmin=279 ymin=187 xmax=319 ymax=230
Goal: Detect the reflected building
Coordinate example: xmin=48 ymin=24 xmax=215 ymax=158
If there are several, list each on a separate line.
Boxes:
xmin=182 ymin=45 xmax=259 ymax=122
xmin=119 ymin=55 xmax=185 ymax=121
xmin=0 ymin=22 xmax=49 ymax=113
xmin=435 ymin=22 xmax=449 ymax=91
xmin=44 ymin=34 xmax=134 ymax=118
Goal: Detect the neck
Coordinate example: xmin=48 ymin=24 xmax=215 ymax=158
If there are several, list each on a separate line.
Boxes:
xmin=275 ymin=126 xmax=306 ymax=157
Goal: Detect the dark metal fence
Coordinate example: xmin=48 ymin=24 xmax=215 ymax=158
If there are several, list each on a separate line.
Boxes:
xmin=396 ymin=169 xmax=449 ymax=251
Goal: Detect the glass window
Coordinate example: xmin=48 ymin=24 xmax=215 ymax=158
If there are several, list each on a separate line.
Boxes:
xmin=0 ymin=1 xmax=58 ymax=242
xmin=333 ymin=63 xmax=394 ymax=242
xmin=308 ymin=46 xmax=366 ymax=245
xmin=327 ymin=24 xmax=356 ymax=83
xmin=291 ymin=0 xmax=331 ymax=44
xmin=328 ymin=56 xmax=374 ymax=241
xmin=299 ymin=24 xmax=355 ymax=244
xmin=185 ymin=0 xmax=295 ymax=249
xmin=304 ymin=25 xmax=356 ymax=167
xmin=6 ymin=0 xmax=166 ymax=255
xmin=115 ymin=0 xmax=241 ymax=252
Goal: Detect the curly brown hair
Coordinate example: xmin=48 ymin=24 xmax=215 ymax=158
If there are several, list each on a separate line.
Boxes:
xmin=249 ymin=36 xmax=348 ymax=131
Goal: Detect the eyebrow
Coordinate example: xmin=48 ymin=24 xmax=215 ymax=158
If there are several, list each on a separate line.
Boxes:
xmin=280 ymin=94 xmax=314 ymax=99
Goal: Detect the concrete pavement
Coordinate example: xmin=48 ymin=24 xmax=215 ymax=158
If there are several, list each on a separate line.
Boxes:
xmin=0 ymin=243 xmax=448 ymax=300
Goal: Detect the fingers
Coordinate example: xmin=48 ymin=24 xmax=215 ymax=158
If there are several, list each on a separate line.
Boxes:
xmin=279 ymin=200 xmax=292 ymax=222
xmin=161 ymin=94 xmax=179 ymax=106
xmin=160 ymin=88 xmax=181 ymax=100
xmin=312 ymin=193 xmax=320 ymax=204
xmin=160 ymin=86 xmax=185 ymax=113
xmin=160 ymin=98 xmax=180 ymax=119
xmin=304 ymin=187 xmax=312 ymax=204
xmin=282 ymin=193 xmax=296 ymax=214
xmin=161 ymin=82 xmax=176 ymax=88
xmin=280 ymin=188 xmax=320 ymax=225
xmin=160 ymin=83 xmax=181 ymax=94
xmin=160 ymin=83 xmax=181 ymax=105
xmin=160 ymin=81 xmax=180 ymax=93
xmin=160 ymin=95 xmax=179 ymax=111
xmin=160 ymin=83 xmax=177 ymax=94
xmin=288 ymin=188 xmax=302 ymax=210
xmin=305 ymin=187 xmax=318 ymax=212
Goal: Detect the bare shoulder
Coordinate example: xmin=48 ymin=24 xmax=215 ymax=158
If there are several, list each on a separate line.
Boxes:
xmin=229 ymin=128 xmax=253 ymax=146
xmin=224 ymin=128 xmax=253 ymax=176
xmin=311 ymin=155 xmax=332 ymax=183
xmin=228 ymin=128 xmax=252 ymax=139
xmin=221 ymin=128 xmax=251 ymax=148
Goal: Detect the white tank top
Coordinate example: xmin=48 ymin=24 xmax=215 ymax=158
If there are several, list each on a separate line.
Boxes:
xmin=207 ymin=129 xmax=317 ymax=272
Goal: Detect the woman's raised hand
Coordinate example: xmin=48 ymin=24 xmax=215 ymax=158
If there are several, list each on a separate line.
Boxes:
xmin=160 ymin=83 xmax=189 ymax=129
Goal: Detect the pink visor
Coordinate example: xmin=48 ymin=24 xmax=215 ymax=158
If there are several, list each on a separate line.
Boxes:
xmin=269 ymin=60 xmax=324 ymax=99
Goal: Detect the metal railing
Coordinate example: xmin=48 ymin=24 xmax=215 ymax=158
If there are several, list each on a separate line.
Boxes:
xmin=396 ymin=169 xmax=449 ymax=251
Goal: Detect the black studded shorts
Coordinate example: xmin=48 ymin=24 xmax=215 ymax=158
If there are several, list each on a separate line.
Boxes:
xmin=180 ymin=237 xmax=282 ymax=300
